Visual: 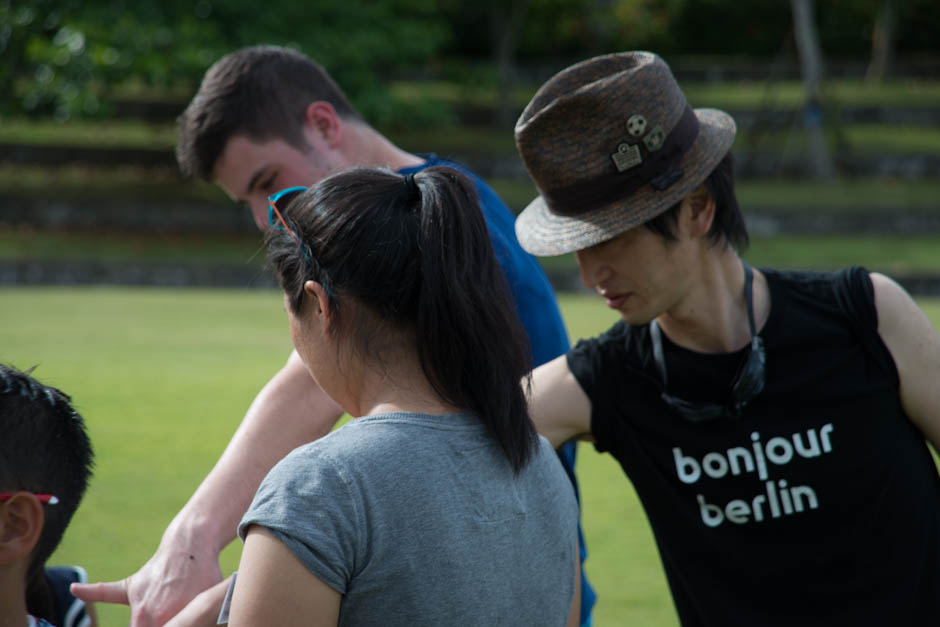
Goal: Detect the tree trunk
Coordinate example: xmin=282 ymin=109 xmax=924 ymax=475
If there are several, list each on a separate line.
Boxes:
xmin=866 ymin=0 xmax=895 ymax=82
xmin=790 ymin=0 xmax=835 ymax=179
xmin=490 ymin=0 xmax=527 ymax=129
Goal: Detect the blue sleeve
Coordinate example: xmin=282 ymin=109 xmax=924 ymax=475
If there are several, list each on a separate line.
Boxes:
xmin=404 ymin=156 xmax=569 ymax=365
xmin=466 ymin=172 xmax=570 ymax=366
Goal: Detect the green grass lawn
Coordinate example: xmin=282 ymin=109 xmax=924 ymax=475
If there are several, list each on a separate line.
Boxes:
xmin=0 ymin=78 xmax=936 ymax=151
xmin=4 ymin=176 xmax=940 ymax=278
xmin=2 ymin=75 xmax=940 ymax=159
xmin=4 ymin=116 xmax=940 ymax=159
xmin=745 ymin=234 xmax=940 ymax=274
xmin=681 ymin=78 xmax=940 ymax=110
xmin=0 ymin=229 xmax=265 ymax=265
xmin=4 ymin=164 xmax=939 ymax=214
xmin=2 ymin=288 xmax=938 ymax=625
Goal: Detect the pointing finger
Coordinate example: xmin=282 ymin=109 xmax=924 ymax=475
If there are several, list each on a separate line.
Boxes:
xmin=70 ymin=580 xmax=130 ymax=605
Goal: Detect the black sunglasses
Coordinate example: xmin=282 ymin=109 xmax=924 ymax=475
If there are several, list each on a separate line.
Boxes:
xmin=650 ymin=262 xmax=765 ymax=422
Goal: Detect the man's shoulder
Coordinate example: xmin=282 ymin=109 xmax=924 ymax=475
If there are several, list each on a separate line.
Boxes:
xmin=569 ymin=320 xmax=650 ymax=372
xmin=763 ymin=265 xmax=873 ymax=312
xmin=571 ymin=319 xmax=636 ymax=351
xmin=763 ymin=265 xmax=869 ymax=292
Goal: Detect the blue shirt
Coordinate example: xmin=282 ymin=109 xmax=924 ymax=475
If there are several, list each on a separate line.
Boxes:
xmin=400 ymin=155 xmax=596 ymax=624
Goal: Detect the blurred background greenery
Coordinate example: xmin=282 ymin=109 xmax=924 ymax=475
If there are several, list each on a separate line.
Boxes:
xmin=2 ymin=2 xmax=939 ymax=625
xmin=3 ymin=0 xmax=939 ymax=123
xmin=1 ymin=0 xmax=940 ymax=288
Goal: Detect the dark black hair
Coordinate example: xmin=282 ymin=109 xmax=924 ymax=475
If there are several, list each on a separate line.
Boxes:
xmin=176 ymin=45 xmax=362 ymax=180
xmin=643 ymin=152 xmax=749 ymax=251
xmin=0 ymin=365 xmax=94 ymax=620
xmin=265 ymin=166 xmax=538 ymax=472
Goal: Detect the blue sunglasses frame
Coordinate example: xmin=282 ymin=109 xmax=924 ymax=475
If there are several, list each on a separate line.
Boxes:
xmin=267 ymin=186 xmax=308 ymax=231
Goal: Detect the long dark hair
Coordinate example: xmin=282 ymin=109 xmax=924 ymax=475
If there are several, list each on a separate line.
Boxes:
xmin=265 ymin=166 xmax=537 ymax=472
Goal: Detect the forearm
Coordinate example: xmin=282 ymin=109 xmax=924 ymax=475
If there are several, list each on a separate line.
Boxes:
xmin=70 ymin=352 xmax=346 ymax=625
xmin=169 ymin=351 xmax=344 ymax=553
xmin=162 ymin=576 xmax=233 ymax=627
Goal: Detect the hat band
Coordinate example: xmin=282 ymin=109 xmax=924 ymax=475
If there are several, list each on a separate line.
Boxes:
xmin=541 ymin=105 xmax=700 ymax=217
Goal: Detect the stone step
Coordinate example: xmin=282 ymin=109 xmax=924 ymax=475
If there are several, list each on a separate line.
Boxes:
xmin=746 ymin=209 xmax=940 ymax=236
xmin=2 ymin=141 xmax=939 ymax=181
xmin=3 ymin=195 xmax=937 ymax=235
xmin=4 ymin=259 xmax=940 ymax=297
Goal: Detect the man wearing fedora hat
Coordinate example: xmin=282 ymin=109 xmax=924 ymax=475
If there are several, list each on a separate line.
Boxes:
xmin=518 ymin=51 xmax=940 ymax=624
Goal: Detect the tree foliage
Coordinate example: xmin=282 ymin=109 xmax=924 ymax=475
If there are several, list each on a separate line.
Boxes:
xmin=0 ymin=0 xmax=447 ymax=121
xmin=1 ymin=0 xmax=938 ymax=123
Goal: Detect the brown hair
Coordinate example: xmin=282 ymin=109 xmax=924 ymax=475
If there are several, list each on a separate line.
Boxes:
xmin=176 ymin=45 xmax=362 ymax=180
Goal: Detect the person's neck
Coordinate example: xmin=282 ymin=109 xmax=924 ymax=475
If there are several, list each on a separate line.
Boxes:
xmin=656 ymin=248 xmax=768 ymax=354
xmin=340 ymin=346 xmax=462 ymax=419
xmin=343 ymin=122 xmax=425 ymax=172
xmin=0 ymin=574 xmax=28 ymax=627
xmin=0 ymin=608 xmax=28 ymax=627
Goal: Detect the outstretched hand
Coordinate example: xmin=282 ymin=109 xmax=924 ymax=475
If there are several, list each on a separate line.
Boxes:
xmin=70 ymin=546 xmax=223 ymax=627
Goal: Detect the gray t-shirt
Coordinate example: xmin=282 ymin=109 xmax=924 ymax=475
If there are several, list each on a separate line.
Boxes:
xmin=238 ymin=411 xmax=578 ymax=626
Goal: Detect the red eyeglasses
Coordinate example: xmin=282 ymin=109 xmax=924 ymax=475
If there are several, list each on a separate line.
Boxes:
xmin=0 ymin=493 xmax=59 ymax=505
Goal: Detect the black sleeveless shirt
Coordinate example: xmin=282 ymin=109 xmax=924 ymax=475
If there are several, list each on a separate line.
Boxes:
xmin=568 ymin=267 xmax=940 ymax=626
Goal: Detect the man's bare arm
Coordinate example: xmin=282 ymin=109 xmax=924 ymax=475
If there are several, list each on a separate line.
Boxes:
xmin=871 ymin=273 xmax=940 ymax=449
xmin=528 ymin=355 xmax=593 ymax=449
xmin=72 ymin=350 xmax=344 ymax=626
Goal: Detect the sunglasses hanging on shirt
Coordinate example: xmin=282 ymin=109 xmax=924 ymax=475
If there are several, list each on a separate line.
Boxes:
xmin=650 ymin=261 xmax=765 ymax=422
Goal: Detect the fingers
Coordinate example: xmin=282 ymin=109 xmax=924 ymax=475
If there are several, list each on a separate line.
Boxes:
xmin=70 ymin=580 xmax=129 ymax=605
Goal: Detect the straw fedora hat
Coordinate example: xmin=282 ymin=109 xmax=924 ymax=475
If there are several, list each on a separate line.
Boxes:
xmin=514 ymin=51 xmax=737 ymax=256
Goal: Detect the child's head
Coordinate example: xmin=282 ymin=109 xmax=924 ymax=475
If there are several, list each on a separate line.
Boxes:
xmin=0 ymin=365 xmax=93 ymax=609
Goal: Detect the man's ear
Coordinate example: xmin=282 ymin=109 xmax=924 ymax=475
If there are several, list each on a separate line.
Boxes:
xmin=303 ymin=101 xmax=343 ymax=149
xmin=682 ymin=186 xmax=716 ymax=240
xmin=0 ymin=493 xmax=44 ymax=564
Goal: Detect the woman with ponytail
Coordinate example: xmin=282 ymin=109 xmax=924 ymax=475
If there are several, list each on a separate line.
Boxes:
xmin=226 ymin=166 xmax=580 ymax=626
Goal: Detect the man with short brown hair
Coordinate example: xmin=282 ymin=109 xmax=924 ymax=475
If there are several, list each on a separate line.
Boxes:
xmin=73 ymin=45 xmax=595 ymax=626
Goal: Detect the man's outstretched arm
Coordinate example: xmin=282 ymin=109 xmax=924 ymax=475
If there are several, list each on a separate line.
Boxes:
xmin=71 ymin=350 xmax=344 ymax=627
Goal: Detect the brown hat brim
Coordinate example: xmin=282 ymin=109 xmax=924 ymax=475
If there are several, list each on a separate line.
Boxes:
xmin=515 ymin=108 xmax=736 ymax=257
